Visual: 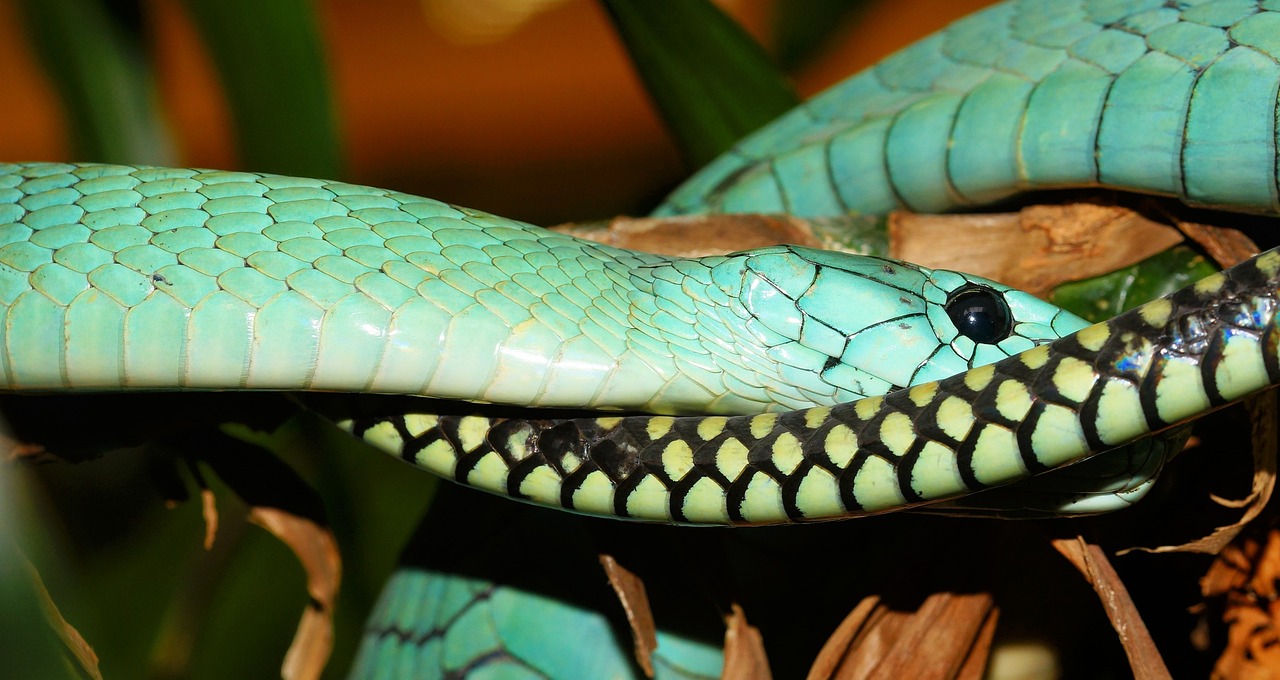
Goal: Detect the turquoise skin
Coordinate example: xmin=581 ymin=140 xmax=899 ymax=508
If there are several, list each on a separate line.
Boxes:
xmin=659 ymin=0 xmax=1280 ymax=219
xmin=0 ymin=162 xmax=1079 ymax=415
xmin=12 ymin=0 xmax=1279 ymax=675
xmin=359 ymin=0 xmax=1280 ymax=676
xmin=0 ymin=162 xmax=1085 ymax=678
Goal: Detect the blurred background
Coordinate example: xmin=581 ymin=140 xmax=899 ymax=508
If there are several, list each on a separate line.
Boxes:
xmin=0 ymin=0 xmax=991 ymax=224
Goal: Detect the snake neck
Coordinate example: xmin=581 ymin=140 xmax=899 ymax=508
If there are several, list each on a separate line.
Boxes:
xmin=627 ymin=244 xmax=1090 ymax=415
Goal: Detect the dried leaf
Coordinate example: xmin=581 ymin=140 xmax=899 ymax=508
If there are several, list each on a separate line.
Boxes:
xmin=890 ymin=204 xmax=1184 ymax=297
xmin=21 ymin=554 xmax=102 ymax=680
xmin=869 ymin=593 xmax=994 ymax=680
xmin=248 ymin=506 xmax=340 ymax=680
xmin=955 ymin=608 xmax=998 ymax=680
xmin=599 ymin=554 xmax=658 ymax=678
xmin=1051 ymin=536 xmax=1170 ymax=680
xmin=723 ymin=603 xmax=771 ymax=680
xmin=1173 ymin=219 xmax=1261 ymax=268
xmin=553 ymin=214 xmax=826 ymax=257
xmin=552 ymin=213 xmax=894 ymax=257
xmin=2 ymin=438 xmax=45 ymax=461
xmin=200 ymin=488 xmax=218 ymax=551
xmin=1121 ymin=391 xmax=1277 ymax=556
xmin=806 ymin=592 xmax=996 ymax=680
xmin=1202 ymin=528 xmax=1280 ymax=678
xmin=807 ymin=595 xmax=882 ymax=680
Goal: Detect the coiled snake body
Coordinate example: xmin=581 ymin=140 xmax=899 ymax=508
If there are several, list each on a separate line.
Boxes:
xmin=8 ymin=0 xmax=1280 ymax=676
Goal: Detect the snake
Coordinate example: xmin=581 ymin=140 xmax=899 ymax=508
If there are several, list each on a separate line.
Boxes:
xmin=6 ymin=0 xmax=1280 ymax=676
xmin=339 ymin=245 xmax=1277 ymax=524
xmin=348 ymin=0 xmax=1280 ymax=675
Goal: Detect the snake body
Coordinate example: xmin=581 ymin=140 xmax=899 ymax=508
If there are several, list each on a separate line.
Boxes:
xmin=345 ymin=249 xmax=1280 ymax=524
xmin=659 ymin=0 xmax=1280 ymax=219
xmin=0 ymin=162 xmax=1078 ymax=416
xmin=9 ymin=0 xmax=1280 ymax=676
xmin=350 ymin=0 xmax=1280 ymax=674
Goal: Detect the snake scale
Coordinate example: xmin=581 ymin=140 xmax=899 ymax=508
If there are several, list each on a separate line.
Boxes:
xmin=344 ymin=250 xmax=1279 ymax=525
xmin=7 ymin=0 xmax=1280 ymax=677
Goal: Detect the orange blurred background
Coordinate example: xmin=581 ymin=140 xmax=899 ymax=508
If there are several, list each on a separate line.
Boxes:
xmin=0 ymin=0 xmax=991 ymax=224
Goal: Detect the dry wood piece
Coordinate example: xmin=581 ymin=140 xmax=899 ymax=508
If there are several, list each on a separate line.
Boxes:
xmin=555 ymin=204 xmax=1184 ymax=299
xmin=23 ymin=554 xmax=103 ymax=680
xmin=2 ymin=438 xmax=45 ymax=462
xmin=599 ymin=554 xmax=659 ymax=678
xmin=200 ymin=488 xmax=219 ymax=551
xmin=1052 ymin=536 xmax=1170 ymax=680
xmin=1123 ymin=391 xmax=1277 ymax=557
xmin=724 ymin=604 xmax=771 ymax=680
xmin=1171 ymin=218 xmax=1260 ymax=269
xmin=890 ymin=204 xmax=1184 ymax=297
xmin=553 ymin=214 xmax=826 ymax=257
xmin=1202 ymin=528 xmax=1280 ymax=678
xmin=806 ymin=591 xmax=997 ymax=680
xmin=248 ymin=507 xmax=341 ymax=680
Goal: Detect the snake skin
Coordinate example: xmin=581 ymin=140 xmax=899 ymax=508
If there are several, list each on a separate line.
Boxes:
xmin=10 ymin=2 xmax=1280 ymax=675
xmin=0 ymin=162 xmax=1080 ymax=415
xmin=352 ymin=0 xmax=1280 ymax=676
xmin=345 ymin=249 xmax=1280 ymax=525
xmin=659 ymin=0 xmax=1280 ymax=218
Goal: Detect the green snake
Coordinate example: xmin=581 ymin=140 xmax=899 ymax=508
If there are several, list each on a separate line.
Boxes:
xmin=341 ymin=251 xmax=1278 ymax=525
xmin=6 ymin=0 xmax=1280 ymax=676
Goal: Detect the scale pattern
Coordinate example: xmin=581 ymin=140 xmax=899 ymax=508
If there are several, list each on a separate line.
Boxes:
xmin=0 ymin=162 xmax=1079 ymax=414
xmin=346 ymin=249 xmax=1280 ymax=525
xmin=354 ymin=568 xmax=722 ymax=679
xmin=659 ymin=0 xmax=1280 ymax=218
xmin=351 ymin=0 xmax=1280 ymax=675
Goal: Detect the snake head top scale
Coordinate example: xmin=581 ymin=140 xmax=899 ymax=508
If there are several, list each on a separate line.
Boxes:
xmin=683 ymin=244 xmax=1088 ymax=412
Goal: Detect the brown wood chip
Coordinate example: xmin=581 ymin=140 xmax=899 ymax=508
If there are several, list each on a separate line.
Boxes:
xmin=22 ymin=555 xmax=102 ymax=680
xmin=599 ymin=554 xmax=658 ymax=678
xmin=1202 ymin=528 xmax=1280 ymax=678
xmin=248 ymin=507 xmax=341 ymax=680
xmin=807 ymin=595 xmax=883 ymax=680
xmin=2 ymin=438 xmax=45 ymax=462
xmin=890 ymin=204 xmax=1184 ymax=297
xmin=1052 ymin=536 xmax=1170 ymax=679
xmin=200 ymin=488 xmax=219 ymax=551
xmin=553 ymin=214 xmax=825 ymax=257
xmin=723 ymin=604 xmax=771 ymax=680
xmin=807 ymin=592 xmax=996 ymax=680
xmin=1172 ymin=219 xmax=1260 ymax=268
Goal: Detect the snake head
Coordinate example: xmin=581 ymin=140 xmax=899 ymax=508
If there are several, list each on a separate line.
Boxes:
xmin=711 ymin=245 xmax=1089 ymax=401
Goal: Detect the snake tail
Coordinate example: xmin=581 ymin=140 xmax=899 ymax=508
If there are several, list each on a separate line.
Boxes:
xmin=344 ymin=248 xmax=1280 ymax=525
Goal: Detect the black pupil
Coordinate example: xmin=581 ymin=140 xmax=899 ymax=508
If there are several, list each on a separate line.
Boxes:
xmin=945 ymin=286 xmax=1011 ymax=345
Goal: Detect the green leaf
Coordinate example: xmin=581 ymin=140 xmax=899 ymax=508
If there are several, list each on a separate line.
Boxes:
xmin=601 ymin=0 xmax=799 ymax=168
xmin=16 ymin=0 xmax=173 ymax=163
xmin=772 ymin=0 xmax=875 ymax=71
xmin=1050 ymin=245 xmax=1218 ymax=323
xmin=180 ymin=0 xmax=341 ymax=178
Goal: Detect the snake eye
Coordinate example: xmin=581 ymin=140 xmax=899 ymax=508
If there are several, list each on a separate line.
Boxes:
xmin=945 ymin=285 xmax=1011 ymax=344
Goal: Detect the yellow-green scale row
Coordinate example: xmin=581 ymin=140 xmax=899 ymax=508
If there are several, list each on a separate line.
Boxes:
xmin=345 ymin=249 xmax=1280 ymax=525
